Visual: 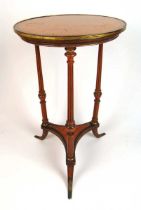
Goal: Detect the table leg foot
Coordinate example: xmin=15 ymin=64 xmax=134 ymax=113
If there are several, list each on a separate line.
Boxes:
xmin=68 ymin=177 xmax=73 ymax=199
xmin=34 ymin=129 xmax=48 ymax=140
xmin=67 ymin=165 xmax=74 ymax=199
xmin=92 ymin=128 xmax=106 ymax=138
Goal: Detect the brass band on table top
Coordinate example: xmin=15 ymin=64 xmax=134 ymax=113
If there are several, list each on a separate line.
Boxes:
xmin=14 ymin=14 xmax=126 ymax=43
xmin=14 ymin=29 xmax=124 ymax=41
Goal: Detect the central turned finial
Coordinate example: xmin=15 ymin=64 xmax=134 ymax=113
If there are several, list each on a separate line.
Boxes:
xmin=65 ymin=47 xmax=76 ymax=61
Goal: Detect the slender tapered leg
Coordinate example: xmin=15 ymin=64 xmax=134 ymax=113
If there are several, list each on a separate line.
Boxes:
xmin=34 ymin=45 xmax=48 ymax=140
xmin=65 ymin=47 xmax=76 ymax=128
xmin=65 ymin=47 xmax=76 ymax=198
xmin=66 ymin=135 xmax=75 ymax=199
xmin=92 ymin=44 xmax=105 ymax=138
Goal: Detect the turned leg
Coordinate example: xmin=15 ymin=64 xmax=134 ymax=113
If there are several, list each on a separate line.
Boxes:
xmin=66 ymin=135 xmax=75 ymax=199
xmin=65 ymin=47 xmax=76 ymax=128
xmin=65 ymin=47 xmax=76 ymax=198
xmin=92 ymin=44 xmax=105 ymax=138
xmin=34 ymin=45 xmax=48 ymax=140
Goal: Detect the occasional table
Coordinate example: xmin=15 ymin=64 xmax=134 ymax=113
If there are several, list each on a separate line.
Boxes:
xmin=14 ymin=14 xmax=126 ymax=198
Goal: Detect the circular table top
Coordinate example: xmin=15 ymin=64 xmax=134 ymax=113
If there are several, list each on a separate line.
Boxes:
xmin=14 ymin=14 xmax=126 ymax=47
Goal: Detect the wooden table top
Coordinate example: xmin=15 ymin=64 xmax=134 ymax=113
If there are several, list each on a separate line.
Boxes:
xmin=14 ymin=14 xmax=126 ymax=47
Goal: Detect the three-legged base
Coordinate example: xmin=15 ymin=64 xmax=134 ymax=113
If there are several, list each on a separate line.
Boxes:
xmin=34 ymin=44 xmax=105 ymax=198
xmin=35 ymin=121 xmax=105 ymax=198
